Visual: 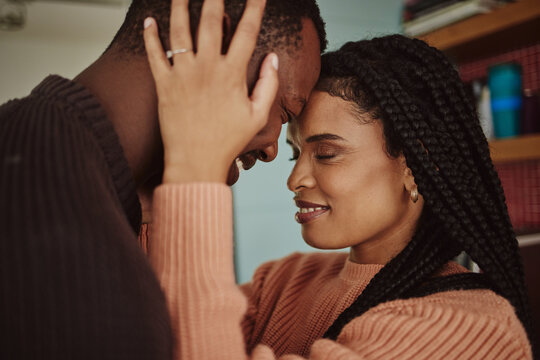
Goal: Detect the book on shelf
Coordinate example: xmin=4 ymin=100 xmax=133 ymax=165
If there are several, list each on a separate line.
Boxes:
xmin=402 ymin=0 xmax=510 ymax=37
xmin=403 ymin=0 xmax=463 ymax=21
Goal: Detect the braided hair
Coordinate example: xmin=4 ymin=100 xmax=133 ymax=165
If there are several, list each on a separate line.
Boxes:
xmin=318 ymin=35 xmax=535 ymax=352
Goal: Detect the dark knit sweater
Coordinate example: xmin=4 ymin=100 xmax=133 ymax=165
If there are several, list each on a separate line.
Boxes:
xmin=0 ymin=76 xmax=172 ymax=360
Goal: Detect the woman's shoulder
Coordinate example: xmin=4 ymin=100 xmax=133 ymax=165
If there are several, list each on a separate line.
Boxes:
xmin=340 ymin=287 xmax=532 ymax=359
xmin=368 ymin=263 xmax=524 ymax=334
xmin=332 ymin=262 xmax=532 ymax=358
xmin=371 ymin=287 xmax=517 ymax=322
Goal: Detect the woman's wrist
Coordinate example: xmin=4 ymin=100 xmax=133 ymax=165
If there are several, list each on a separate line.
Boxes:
xmin=162 ymin=163 xmax=228 ymax=184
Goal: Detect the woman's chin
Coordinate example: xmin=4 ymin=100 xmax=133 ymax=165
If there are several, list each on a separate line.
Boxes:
xmin=302 ymin=232 xmax=347 ymax=251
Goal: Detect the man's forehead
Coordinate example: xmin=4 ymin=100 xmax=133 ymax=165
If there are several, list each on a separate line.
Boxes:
xmin=277 ymin=19 xmax=321 ymax=114
xmin=278 ymin=58 xmax=319 ymax=112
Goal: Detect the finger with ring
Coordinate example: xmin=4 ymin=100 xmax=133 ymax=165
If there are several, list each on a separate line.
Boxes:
xmin=166 ymin=48 xmax=193 ymax=59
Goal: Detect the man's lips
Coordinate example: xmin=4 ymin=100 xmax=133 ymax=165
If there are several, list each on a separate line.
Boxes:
xmin=226 ymin=152 xmax=259 ymax=186
xmin=239 ymin=152 xmax=258 ymax=171
xmin=294 ymin=200 xmax=330 ymax=224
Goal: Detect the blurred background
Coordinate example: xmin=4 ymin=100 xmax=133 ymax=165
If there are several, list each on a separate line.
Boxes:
xmin=1 ymin=1 xmax=539 ymax=341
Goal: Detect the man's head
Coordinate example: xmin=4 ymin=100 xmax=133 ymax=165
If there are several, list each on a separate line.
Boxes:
xmin=109 ymin=0 xmax=327 ymax=184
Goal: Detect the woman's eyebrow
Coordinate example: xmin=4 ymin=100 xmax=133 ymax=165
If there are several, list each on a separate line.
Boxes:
xmin=306 ymin=133 xmax=346 ymax=143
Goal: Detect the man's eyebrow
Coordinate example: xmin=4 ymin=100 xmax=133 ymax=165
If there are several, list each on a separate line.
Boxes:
xmin=306 ymin=134 xmax=346 ymax=143
xmin=291 ymin=95 xmax=307 ymax=114
xmin=295 ymin=96 xmax=307 ymax=107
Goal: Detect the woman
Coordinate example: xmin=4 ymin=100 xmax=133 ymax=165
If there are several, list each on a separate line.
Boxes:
xmin=142 ymin=2 xmax=534 ymax=358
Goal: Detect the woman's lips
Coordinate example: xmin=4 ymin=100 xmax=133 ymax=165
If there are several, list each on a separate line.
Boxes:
xmin=294 ymin=200 xmax=330 ymax=224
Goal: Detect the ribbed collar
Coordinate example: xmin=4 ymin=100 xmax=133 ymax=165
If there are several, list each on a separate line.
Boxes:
xmin=31 ymin=75 xmax=142 ymax=234
xmin=339 ymin=258 xmax=384 ymax=285
xmin=338 ymin=259 xmax=465 ymax=286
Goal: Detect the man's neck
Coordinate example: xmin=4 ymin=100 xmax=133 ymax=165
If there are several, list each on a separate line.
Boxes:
xmin=73 ymin=51 xmax=162 ymax=189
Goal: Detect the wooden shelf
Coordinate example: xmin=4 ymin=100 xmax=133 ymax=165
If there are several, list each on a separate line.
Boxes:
xmin=414 ymin=1 xmax=540 ymax=163
xmin=419 ymin=0 xmax=540 ymax=51
xmin=489 ymin=133 xmax=540 ymax=163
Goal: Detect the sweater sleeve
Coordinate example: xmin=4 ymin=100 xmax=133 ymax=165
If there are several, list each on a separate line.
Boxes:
xmin=0 ymin=99 xmax=172 ymax=359
xmin=150 ymin=183 xmax=249 ymax=359
xmin=150 ymin=183 xmax=532 ymax=360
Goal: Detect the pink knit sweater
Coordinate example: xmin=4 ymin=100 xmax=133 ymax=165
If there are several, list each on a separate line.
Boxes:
xmin=145 ymin=183 xmax=532 ymax=359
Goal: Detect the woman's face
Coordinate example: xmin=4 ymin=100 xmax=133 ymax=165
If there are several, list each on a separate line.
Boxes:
xmin=287 ymin=91 xmax=423 ymax=264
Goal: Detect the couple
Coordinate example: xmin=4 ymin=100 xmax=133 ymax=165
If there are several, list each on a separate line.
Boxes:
xmin=0 ymin=0 xmax=533 ymax=359
xmin=143 ymin=0 xmax=533 ymax=359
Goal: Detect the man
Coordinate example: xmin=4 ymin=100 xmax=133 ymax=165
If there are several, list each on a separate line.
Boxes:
xmin=0 ymin=0 xmax=326 ymax=359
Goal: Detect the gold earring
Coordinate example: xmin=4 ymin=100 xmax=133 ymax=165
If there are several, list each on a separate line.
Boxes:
xmin=410 ymin=187 xmax=419 ymax=203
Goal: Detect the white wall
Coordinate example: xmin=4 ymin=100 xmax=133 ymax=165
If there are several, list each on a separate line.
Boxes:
xmin=0 ymin=1 xmax=128 ymax=103
xmin=233 ymin=0 xmax=405 ymax=283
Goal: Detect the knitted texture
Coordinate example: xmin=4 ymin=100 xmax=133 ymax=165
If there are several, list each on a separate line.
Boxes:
xmin=149 ymin=183 xmax=532 ymax=360
xmin=0 ymin=76 xmax=172 ymax=360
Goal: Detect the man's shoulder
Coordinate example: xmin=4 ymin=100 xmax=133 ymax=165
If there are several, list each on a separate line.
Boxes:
xmin=1 ymin=94 xmax=97 ymax=154
xmin=0 ymin=76 xmax=111 ymax=160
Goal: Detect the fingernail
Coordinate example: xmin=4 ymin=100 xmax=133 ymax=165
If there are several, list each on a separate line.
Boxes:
xmin=144 ymin=17 xmax=153 ymax=29
xmin=271 ymin=54 xmax=279 ymax=71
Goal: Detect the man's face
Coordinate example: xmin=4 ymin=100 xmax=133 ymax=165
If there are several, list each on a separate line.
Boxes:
xmin=226 ymin=18 xmax=322 ymax=185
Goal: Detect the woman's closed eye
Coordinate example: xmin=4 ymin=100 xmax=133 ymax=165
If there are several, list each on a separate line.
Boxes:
xmin=314 ymin=144 xmax=339 ymax=161
xmin=289 ymin=146 xmax=300 ymax=161
xmin=288 ymin=149 xmax=339 ymax=162
xmin=315 ymin=154 xmax=336 ymax=160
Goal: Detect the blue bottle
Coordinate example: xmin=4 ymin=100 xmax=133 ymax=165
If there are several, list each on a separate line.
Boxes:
xmin=488 ymin=62 xmax=522 ymax=138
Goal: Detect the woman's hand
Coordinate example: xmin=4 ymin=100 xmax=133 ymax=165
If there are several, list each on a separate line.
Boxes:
xmin=143 ymin=0 xmax=279 ymax=184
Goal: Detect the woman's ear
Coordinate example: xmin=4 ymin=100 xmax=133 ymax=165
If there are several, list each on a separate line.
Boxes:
xmin=399 ymin=155 xmax=422 ymax=204
xmin=399 ymin=155 xmax=417 ymax=193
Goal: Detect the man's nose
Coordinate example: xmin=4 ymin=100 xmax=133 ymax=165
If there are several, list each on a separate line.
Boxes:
xmin=258 ymin=143 xmax=278 ymax=163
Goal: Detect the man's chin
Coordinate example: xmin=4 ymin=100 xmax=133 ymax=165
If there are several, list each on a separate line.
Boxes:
xmin=226 ymin=162 xmax=240 ymax=186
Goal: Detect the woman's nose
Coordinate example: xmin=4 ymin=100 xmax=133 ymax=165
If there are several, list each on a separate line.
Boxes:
xmin=287 ymin=157 xmax=315 ymax=192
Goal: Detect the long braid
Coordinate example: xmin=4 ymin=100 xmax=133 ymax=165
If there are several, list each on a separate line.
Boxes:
xmin=319 ymin=35 xmax=534 ymax=352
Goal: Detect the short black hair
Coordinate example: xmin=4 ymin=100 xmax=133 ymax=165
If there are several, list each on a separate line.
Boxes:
xmin=110 ymin=0 xmax=327 ymax=57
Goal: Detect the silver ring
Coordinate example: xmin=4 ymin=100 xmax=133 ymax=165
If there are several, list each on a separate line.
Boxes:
xmin=166 ymin=48 xmax=193 ymax=59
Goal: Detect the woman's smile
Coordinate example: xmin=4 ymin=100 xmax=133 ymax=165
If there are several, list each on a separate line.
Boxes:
xmin=294 ymin=199 xmax=330 ymax=224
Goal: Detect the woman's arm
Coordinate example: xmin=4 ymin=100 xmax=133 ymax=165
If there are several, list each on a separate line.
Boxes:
xmin=149 ymin=183 xmax=248 ymax=359
xmin=149 ymin=183 xmax=532 ymax=360
xmin=148 ymin=183 xmax=531 ymax=360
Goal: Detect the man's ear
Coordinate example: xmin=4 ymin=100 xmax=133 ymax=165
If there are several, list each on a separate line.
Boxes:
xmin=221 ymin=13 xmax=233 ymax=54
